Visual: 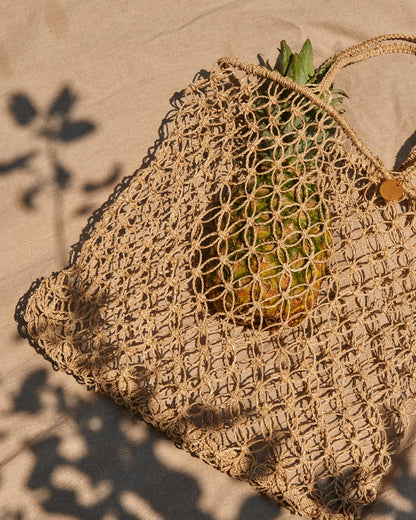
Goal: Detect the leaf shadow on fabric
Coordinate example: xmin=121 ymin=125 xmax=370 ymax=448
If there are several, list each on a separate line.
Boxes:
xmin=8 ymin=369 xmax=213 ymax=520
xmin=6 ymin=365 xmax=282 ymax=520
xmin=1 ymin=85 xmax=122 ymax=266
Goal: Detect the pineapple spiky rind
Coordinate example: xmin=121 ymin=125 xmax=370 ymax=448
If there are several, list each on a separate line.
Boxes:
xmin=203 ymin=40 xmax=343 ymax=327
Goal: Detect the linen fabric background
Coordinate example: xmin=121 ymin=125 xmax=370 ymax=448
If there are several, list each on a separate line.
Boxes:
xmin=2 ymin=1 xmax=416 ymax=519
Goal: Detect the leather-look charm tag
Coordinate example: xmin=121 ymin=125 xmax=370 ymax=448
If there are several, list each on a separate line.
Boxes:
xmin=380 ymin=179 xmax=404 ymax=201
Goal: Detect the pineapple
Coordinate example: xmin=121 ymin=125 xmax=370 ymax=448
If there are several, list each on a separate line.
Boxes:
xmin=202 ymin=40 xmax=345 ymax=328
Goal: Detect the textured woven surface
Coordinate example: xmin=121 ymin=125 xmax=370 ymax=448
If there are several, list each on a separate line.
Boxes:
xmin=17 ymin=35 xmax=416 ymax=520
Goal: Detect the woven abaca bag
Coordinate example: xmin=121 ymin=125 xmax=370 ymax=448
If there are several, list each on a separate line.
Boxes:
xmin=16 ymin=34 xmax=416 ymax=519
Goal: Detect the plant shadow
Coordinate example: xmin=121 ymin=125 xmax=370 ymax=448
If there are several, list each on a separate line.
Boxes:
xmin=0 ymin=84 xmax=124 ymax=266
xmin=5 ymin=365 xmax=282 ymax=520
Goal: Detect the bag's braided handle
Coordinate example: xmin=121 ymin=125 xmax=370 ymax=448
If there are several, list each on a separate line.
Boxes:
xmin=320 ymin=33 xmax=416 ymax=92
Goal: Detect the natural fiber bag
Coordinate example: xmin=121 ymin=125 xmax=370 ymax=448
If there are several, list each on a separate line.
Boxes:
xmin=16 ymin=34 xmax=416 ymax=519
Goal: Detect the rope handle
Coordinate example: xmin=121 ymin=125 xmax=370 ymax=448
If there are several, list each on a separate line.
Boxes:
xmin=318 ymin=33 xmax=416 ymax=200
xmin=320 ymin=33 xmax=416 ymax=92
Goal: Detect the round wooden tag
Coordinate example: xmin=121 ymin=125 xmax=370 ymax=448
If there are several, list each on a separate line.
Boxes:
xmin=379 ymin=179 xmax=404 ymax=201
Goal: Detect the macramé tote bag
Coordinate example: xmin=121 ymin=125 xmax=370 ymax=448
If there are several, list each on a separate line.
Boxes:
xmin=16 ymin=34 xmax=416 ymax=519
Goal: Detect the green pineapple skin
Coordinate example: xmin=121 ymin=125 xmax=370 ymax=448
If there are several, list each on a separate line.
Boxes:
xmin=203 ymin=40 xmax=339 ymax=327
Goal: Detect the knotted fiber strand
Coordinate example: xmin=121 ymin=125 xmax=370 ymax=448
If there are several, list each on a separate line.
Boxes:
xmin=16 ymin=34 xmax=416 ymax=519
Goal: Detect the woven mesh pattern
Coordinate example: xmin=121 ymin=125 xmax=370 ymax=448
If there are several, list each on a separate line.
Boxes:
xmin=17 ymin=42 xmax=416 ymax=520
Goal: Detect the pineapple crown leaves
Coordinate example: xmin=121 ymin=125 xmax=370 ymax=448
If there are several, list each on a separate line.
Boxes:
xmin=278 ymin=39 xmax=315 ymax=85
xmin=255 ymin=39 xmax=348 ymax=164
xmin=263 ymin=39 xmax=314 ymax=85
xmin=261 ymin=39 xmax=348 ymax=105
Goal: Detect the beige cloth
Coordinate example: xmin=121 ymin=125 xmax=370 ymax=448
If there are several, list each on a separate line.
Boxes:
xmin=2 ymin=1 xmax=416 ymax=519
